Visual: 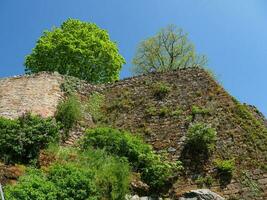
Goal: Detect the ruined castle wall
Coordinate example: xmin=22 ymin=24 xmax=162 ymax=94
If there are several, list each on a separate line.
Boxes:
xmin=0 ymin=69 xmax=266 ymax=199
xmin=0 ymin=72 xmax=64 ymax=119
xmin=93 ymin=69 xmax=267 ymax=200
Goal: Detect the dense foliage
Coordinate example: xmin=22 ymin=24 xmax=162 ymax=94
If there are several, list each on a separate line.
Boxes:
xmin=25 ymin=18 xmax=125 ymax=83
xmin=191 ymin=105 xmax=210 ymax=115
xmin=152 ymin=82 xmax=171 ymax=100
xmin=55 ymin=96 xmax=82 ymax=135
xmin=0 ymin=113 xmax=59 ymax=164
xmin=185 ymin=123 xmax=217 ymax=154
xmin=5 ymin=148 xmax=130 ymax=200
xmin=215 ymin=159 xmax=235 ymax=175
xmin=86 ymin=92 xmax=105 ymax=123
xmin=4 ymin=169 xmax=58 ymax=200
xmin=80 ymin=127 xmax=183 ymax=189
xmin=132 ymin=25 xmax=207 ymax=75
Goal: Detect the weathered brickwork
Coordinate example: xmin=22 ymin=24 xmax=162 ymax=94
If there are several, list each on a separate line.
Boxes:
xmin=0 ymin=72 xmax=64 ymax=119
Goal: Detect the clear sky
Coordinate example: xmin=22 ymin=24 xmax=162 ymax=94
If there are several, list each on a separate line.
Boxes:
xmin=0 ymin=0 xmax=266 ymax=116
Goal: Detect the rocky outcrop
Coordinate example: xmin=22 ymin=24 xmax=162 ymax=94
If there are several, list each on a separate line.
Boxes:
xmin=125 ymin=195 xmax=163 ymax=200
xmin=125 ymin=189 xmax=224 ymax=200
xmin=178 ymin=189 xmax=224 ymax=200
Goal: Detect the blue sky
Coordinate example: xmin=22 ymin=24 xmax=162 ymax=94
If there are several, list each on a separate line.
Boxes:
xmin=0 ymin=0 xmax=266 ymax=116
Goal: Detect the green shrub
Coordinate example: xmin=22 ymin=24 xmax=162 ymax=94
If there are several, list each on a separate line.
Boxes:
xmin=51 ymin=146 xmax=130 ymax=199
xmin=4 ymin=169 xmax=58 ymax=200
xmin=86 ymin=92 xmax=105 ymax=123
xmin=5 ymin=148 xmax=130 ymax=200
xmin=185 ymin=123 xmax=217 ymax=154
xmin=191 ymin=105 xmax=210 ymax=115
xmin=195 ymin=175 xmax=214 ymax=188
xmin=48 ymin=163 xmax=98 ymax=199
xmin=171 ymin=108 xmax=183 ymax=117
xmin=152 ymin=82 xmax=171 ymax=99
xmin=145 ymin=106 xmax=157 ymax=117
xmin=159 ymin=106 xmax=169 ymax=117
xmin=91 ymin=151 xmax=130 ymax=199
xmin=214 ymin=159 xmax=235 ymax=186
xmin=214 ymin=159 xmax=235 ymax=175
xmin=59 ymin=148 xmax=130 ymax=200
xmin=235 ymin=103 xmax=254 ymax=120
xmin=55 ymin=95 xmax=82 ymax=132
xmin=105 ymin=90 xmax=134 ymax=113
xmin=107 ymin=98 xmax=134 ymax=112
xmin=61 ymin=76 xmax=83 ymax=95
xmin=185 ymin=115 xmax=193 ymax=122
xmin=145 ymin=105 xmax=171 ymax=118
xmin=0 ymin=113 xmax=59 ymax=164
xmin=80 ymin=127 xmax=183 ymax=189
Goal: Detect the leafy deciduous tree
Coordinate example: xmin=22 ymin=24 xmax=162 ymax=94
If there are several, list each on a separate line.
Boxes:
xmin=132 ymin=25 xmax=207 ymax=75
xmin=25 ymin=19 xmax=125 ymax=83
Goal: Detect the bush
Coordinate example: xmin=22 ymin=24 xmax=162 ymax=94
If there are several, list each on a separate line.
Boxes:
xmin=90 ymin=151 xmax=130 ymax=199
xmin=86 ymin=92 xmax=105 ymax=123
xmin=171 ymin=108 xmax=182 ymax=117
xmin=80 ymin=127 xmax=183 ymax=189
xmin=4 ymin=169 xmax=58 ymax=200
xmin=195 ymin=175 xmax=214 ymax=188
xmin=5 ymin=148 xmax=130 ymax=200
xmin=159 ymin=106 xmax=170 ymax=117
xmin=145 ymin=106 xmax=157 ymax=117
xmin=0 ymin=113 xmax=59 ymax=164
xmin=105 ymin=91 xmax=134 ymax=113
xmin=48 ymin=163 xmax=98 ymax=199
xmin=214 ymin=159 xmax=235 ymax=175
xmin=185 ymin=123 xmax=217 ymax=154
xmin=60 ymin=76 xmax=83 ymax=95
xmin=191 ymin=105 xmax=210 ymax=115
xmin=214 ymin=159 xmax=234 ymax=187
xmin=145 ymin=105 xmax=171 ymax=118
xmin=51 ymin=148 xmax=130 ymax=200
xmin=55 ymin=95 xmax=82 ymax=132
xmin=152 ymin=82 xmax=171 ymax=99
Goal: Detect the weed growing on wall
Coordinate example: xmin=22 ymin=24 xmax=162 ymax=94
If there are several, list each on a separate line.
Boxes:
xmin=152 ymin=82 xmax=171 ymax=100
xmin=55 ymin=95 xmax=82 ymax=138
xmin=86 ymin=92 xmax=105 ymax=123
xmin=185 ymin=123 xmax=217 ymax=154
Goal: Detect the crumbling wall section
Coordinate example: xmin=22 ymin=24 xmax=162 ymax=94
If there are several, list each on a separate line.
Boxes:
xmin=0 ymin=72 xmax=64 ymax=119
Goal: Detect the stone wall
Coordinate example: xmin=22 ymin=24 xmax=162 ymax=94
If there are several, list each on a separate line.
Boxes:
xmin=81 ymin=68 xmax=267 ymax=200
xmin=173 ymin=169 xmax=267 ymax=199
xmin=0 ymin=72 xmax=64 ymax=119
xmin=0 ymin=69 xmax=266 ymax=199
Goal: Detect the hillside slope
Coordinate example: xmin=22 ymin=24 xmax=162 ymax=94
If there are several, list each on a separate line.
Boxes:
xmin=0 ymin=69 xmax=266 ymax=199
xmin=78 ymin=68 xmax=267 ymax=199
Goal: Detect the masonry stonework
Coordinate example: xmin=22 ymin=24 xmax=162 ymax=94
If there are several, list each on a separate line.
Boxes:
xmin=0 ymin=69 xmax=266 ymax=200
xmin=0 ymin=72 xmax=64 ymax=119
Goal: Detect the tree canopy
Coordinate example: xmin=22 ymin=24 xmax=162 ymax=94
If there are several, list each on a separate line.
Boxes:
xmin=132 ymin=25 xmax=207 ymax=75
xmin=25 ymin=19 xmax=125 ymax=83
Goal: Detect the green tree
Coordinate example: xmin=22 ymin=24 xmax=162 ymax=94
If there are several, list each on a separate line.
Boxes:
xmin=132 ymin=25 xmax=207 ymax=75
xmin=25 ymin=18 xmax=125 ymax=83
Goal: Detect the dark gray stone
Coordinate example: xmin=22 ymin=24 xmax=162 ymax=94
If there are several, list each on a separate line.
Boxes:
xmin=179 ymin=189 xmax=225 ymax=200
